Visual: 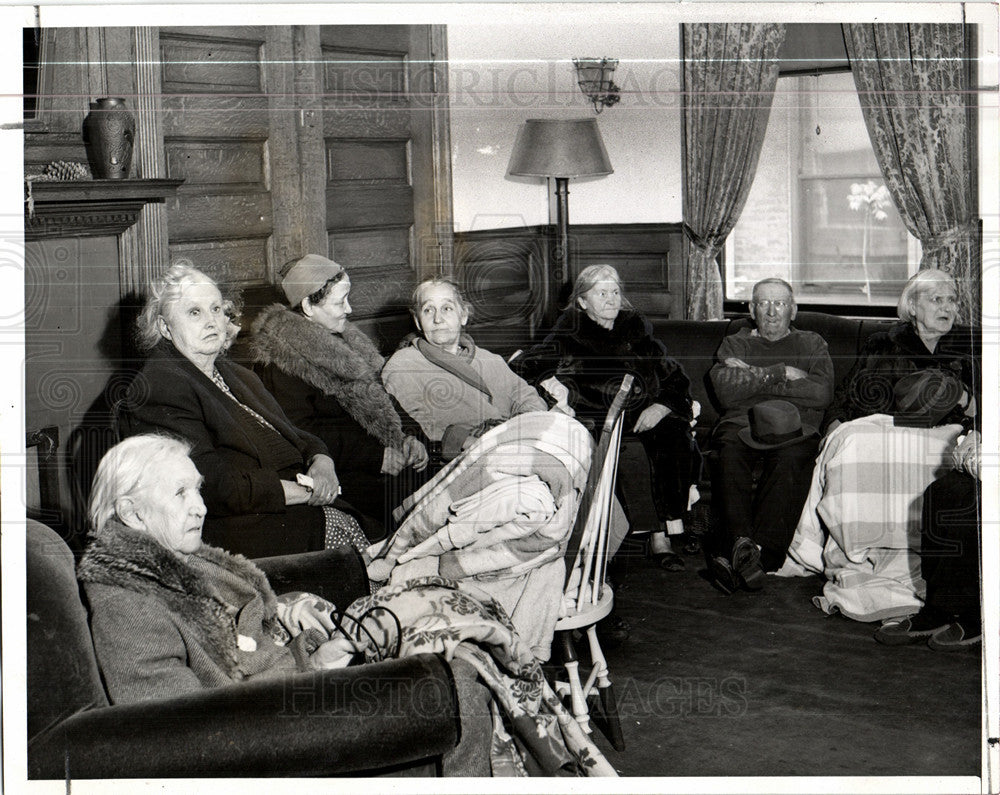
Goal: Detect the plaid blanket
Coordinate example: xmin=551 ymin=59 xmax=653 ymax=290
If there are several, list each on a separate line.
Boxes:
xmin=367 ymin=411 xmax=593 ymax=659
xmin=777 ymin=414 xmax=962 ymax=621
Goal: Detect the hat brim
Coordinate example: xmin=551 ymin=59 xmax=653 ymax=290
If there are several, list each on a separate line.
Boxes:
xmin=738 ymin=424 xmax=819 ymax=450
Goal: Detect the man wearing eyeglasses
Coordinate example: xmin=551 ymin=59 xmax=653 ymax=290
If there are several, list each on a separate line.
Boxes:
xmin=705 ymin=278 xmax=834 ymax=594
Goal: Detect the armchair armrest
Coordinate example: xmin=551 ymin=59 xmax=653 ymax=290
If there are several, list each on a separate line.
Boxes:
xmin=254 ymin=546 xmax=369 ymax=607
xmin=29 ymin=653 xmax=459 ymax=779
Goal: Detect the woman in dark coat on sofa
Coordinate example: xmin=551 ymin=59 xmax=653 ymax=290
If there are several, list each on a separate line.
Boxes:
xmin=781 ymin=268 xmax=981 ymax=625
xmin=515 ymin=264 xmax=702 ymax=570
xmin=251 ymin=254 xmax=429 ymax=529
xmin=825 ymin=267 xmax=978 ymax=433
xmin=122 ymin=261 xmax=373 ymax=558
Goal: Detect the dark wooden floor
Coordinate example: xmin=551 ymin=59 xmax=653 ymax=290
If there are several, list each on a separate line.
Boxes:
xmin=582 ymin=543 xmax=982 ymax=781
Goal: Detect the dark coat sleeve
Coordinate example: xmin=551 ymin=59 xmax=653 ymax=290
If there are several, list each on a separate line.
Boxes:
xmin=123 ymin=349 xmax=320 ymax=518
xmin=825 ymin=332 xmax=895 ymax=428
xmin=256 ymin=362 xmax=384 ymax=477
xmin=628 ymin=313 xmax=694 ymax=420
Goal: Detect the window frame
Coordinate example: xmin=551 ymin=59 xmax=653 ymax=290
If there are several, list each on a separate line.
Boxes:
xmin=722 ymin=59 xmax=908 ymax=320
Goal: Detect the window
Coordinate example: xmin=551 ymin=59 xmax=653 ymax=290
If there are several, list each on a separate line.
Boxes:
xmin=726 ymin=71 xmax=920 ymax=308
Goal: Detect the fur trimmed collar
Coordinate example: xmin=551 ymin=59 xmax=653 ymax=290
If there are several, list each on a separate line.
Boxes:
xmin=558 ymin=309 xmax=647 ymax=350
xmin=77 ymin=522 xmax=280 ymax=679
xmin=251 ymin=304 xmax=405 ymax=448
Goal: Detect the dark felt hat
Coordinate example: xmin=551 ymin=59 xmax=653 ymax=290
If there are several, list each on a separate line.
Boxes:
xmin=738 ymin=400 xmax=818 ymax=450
xmin=892 ymin=370 xmax=965 ymax=428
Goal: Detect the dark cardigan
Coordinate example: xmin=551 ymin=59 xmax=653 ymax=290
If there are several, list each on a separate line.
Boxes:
xmin=121 ymin=342 xmax=332 ymax=557
xmin=825 ymin=321 xmax=980 ymax=431
xmin=515 ymin=309 xmax=695 ymax=425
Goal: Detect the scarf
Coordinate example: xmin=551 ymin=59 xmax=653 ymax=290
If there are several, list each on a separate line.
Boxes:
xmin=407 ymin=333 xmax=494 ymax=403
xmin=251 ymin=304 xmax=406 ymax=449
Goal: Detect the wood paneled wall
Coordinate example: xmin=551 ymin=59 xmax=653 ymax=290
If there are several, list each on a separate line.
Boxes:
xmin=453 ymin=223 xmax=686 ymax=357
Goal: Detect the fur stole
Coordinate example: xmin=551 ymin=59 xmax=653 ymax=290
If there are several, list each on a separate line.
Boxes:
xmin=252 ymin=304 xmax=405 ymax=448
xmin=77 ymin=522 xmax=281 ymax=680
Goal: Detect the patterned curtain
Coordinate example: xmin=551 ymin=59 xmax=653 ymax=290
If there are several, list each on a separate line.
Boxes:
xmin=843 ymin=23 xmax=979 ymax=324
xmin=681 ymin=23 xmax=785 ymax=320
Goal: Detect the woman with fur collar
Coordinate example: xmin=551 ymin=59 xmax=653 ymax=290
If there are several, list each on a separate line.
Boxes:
xmin=252 ymin=255 xmax=430 ymax=528
xmin=77 ymin=435 xmax=360 ymax=704
xmin=514 ymin=264 xmax=703 ymax=572
xmin=78 ymin=434 xmax=494 ymax=774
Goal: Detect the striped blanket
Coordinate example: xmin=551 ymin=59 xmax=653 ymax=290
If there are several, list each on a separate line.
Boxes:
xmin=366 ymin=411 xmax=593 ymax=660
xmin=777 ymin=414 xmax=962 ymax=622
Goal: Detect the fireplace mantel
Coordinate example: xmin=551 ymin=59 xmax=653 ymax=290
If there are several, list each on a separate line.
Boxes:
xmin=24 ymin=179 xmax=184 ymax=241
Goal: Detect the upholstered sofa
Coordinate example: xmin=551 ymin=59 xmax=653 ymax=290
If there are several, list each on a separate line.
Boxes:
xmin=647 ymin=310 xmax=897 ymax=443
xmin=602 ymin=311 xmax=897 ymax=523
xmin=26 ymin=519 xmax=461 ymax=779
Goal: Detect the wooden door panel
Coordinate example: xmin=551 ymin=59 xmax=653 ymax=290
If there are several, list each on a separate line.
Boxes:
xmin=319 ymin=26 xmax=436 ymax=320
xmin=159 ymin=98 xmax=272 ymax=138
xmin=164 ymin=139 xmax=268 ymax=191
xmin=160 ymin=27 xmax=289 ymax=287
xmin=325 ymin=185 xmax=415 ymax=229
xmin=166 ymin=194 xmax=272 ymax=239
xmin=159 ymin=31 xmax=266 ymax=93
xmin=169 ymin=239 xmax=271 ymax=283
xmin=327 ymin=139 xmax=410 ymax=183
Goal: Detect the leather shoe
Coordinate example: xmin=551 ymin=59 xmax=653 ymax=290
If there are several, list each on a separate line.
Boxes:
xmin=731 ymin=537 xmax=765 ymax=591
xmin=873 ymin=615 xmax=950 ymax=646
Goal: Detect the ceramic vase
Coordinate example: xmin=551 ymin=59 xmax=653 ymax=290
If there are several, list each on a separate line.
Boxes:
xmin=82 ymin=97 xmax=135 ymax=179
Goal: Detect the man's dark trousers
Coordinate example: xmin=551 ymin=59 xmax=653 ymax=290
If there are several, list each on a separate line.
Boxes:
xmin=709 ymin=422 xmax=819 ymax=571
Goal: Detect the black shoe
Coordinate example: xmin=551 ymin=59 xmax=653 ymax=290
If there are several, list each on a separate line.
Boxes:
xmin=707 ymin=555 xmax=739 ymax=595
xmin=596 ymin=613 xmax=630 ymax=648
xmin=927 ymin=621 xmax=982 ymax=651
xmin=731 ymin=537 xmax=766 ymax=591
xmin=874 ymin=613 xmax=951 ymax=646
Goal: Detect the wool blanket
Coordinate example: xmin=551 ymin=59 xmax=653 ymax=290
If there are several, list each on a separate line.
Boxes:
xmin=343 ymin=576 xmax=617 ymax=776
xmin=366 ymin=411 xmax=593 ymax=660
xmin=776 ymin=415 xmax=962 ymax=621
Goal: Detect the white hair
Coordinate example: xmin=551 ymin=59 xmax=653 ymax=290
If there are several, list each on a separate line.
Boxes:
xmin=897 ymin=268 xmax=957 ymax=322
xmin=88 ymin=434 xmax=192 ymax=533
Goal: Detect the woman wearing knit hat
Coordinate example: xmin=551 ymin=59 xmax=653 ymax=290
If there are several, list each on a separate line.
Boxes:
xmin=252 ymin=255 xmax=430 ymax=530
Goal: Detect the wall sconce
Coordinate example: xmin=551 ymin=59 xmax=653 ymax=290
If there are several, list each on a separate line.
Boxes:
xmin=572 ymin=57 xmax=621 ymax=113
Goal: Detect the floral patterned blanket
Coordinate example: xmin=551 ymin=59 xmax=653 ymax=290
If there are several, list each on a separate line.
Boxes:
xmin=344 ymin=576 xmax=617 ymax=777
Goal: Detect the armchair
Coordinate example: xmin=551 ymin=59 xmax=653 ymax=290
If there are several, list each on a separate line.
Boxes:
xmin=26 ymin=519 xmax=461 ymax=779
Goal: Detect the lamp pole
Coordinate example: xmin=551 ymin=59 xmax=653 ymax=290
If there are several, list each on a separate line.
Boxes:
xmin=553 ymin=176 xmax=571 ymax=289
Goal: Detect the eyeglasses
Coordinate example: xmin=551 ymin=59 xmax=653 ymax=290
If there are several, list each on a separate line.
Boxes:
xmin=753 ymin=300 xmax=792 ymax=311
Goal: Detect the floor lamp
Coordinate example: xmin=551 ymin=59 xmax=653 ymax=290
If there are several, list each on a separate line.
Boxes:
xmin=507 ymin=118 xmax=613 ymax=315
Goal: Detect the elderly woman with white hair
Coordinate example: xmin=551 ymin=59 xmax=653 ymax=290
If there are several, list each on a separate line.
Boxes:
xmin=121 ymin=261 xmax=373 ymax=558
xmin=824 ymin=267 xmax=978 ymax=432
xmin=780 ymin=268 xmax=980 ymax=626
xmin=515 ymin=264 xmax=703 ymax=571
xmin=77 ymin=434 xmax=495 ymax=775
xmin=78 ymin=435 xmax=362 ymax=700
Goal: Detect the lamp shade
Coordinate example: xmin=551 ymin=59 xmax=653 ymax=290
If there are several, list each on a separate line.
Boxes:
xmin=507 ymin=118 xmax=614 ymax=179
